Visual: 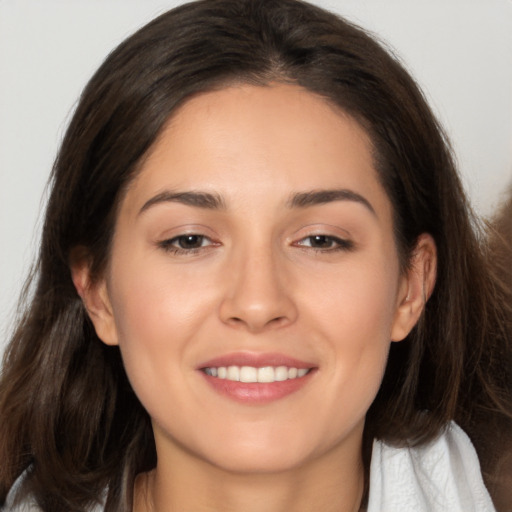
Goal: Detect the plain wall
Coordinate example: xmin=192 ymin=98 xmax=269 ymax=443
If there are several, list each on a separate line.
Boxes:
xmin=1 ymin=0 xmax=511 ymax=353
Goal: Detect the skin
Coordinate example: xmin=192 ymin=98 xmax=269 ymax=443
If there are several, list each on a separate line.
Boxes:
xmin=73 ymin=83 xmax=436 ymax=512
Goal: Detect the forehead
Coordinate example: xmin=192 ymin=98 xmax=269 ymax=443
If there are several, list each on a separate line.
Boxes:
xmin=123 ymin=83 xmax=391 ymax=222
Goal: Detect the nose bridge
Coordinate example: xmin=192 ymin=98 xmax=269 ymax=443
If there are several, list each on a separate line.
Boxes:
xmin=219 ymin=236 xmax=297 ymax=331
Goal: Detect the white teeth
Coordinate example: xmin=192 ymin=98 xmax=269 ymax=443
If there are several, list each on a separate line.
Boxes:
xmin=227 ymin=366 xmax=240 ymax=381
xmin=204 ymin=365 xmax=310 ymax=383
xmin=275 ymin=366 xmax=288 ymax=381
xmin=240 ymin=366 xmax=258 ymax=383
xmin=258 ymin=366 xmax=275 ymax=383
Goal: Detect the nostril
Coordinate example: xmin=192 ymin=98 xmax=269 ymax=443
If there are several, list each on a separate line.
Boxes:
xmin=226 ymin=314 xmax=288 ymax=331
xmin=268 ymin=316 xmax=287 ymax=326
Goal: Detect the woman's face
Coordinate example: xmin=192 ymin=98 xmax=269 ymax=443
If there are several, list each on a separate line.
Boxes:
xmin=83 ymin=83 xmax=426 ymax=474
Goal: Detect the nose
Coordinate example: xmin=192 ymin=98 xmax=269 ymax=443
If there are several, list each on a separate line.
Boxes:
xmin=219 ymin=246 xmax=298 ymax=333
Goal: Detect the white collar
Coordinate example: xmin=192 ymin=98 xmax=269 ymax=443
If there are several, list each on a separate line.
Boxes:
xmin=367 ymin=421 xmax=496 ymax=512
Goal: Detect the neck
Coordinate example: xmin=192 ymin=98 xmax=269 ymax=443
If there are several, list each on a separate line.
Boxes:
xmin=134 ymin=429 xmax=366 ymax=512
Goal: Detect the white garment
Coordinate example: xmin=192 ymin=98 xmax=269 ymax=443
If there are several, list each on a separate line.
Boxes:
xmin=4 ymin=422 xmax=496 ymax=512
xmin=367 ymin=422 xmax=497 ymax=512
xmin=2 ymin=484 xmax=104 ymax=512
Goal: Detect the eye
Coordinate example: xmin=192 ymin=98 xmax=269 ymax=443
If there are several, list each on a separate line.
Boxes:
xmin=158 ymin=234 xmax=215 ymax=254
xmin=295 ymin=235 xmax=354 ymax=252
xmin=174 ymin=234 xmax=207 ymax=249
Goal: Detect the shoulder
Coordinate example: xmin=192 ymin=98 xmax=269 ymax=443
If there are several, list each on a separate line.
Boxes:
xmin=367 ymin=422 xmax=497 ymax=512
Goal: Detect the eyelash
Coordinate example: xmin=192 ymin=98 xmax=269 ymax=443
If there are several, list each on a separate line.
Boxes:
xmin=158 ymin=234 xmax=215 ymax=255
xmin=157 ymin=234 xmax=354 ymax=255
xmin=294 ymin=235 xmax=354 ymax=252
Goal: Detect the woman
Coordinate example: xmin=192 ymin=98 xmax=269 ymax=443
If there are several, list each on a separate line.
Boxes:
xmin=1 ymin=0 xmax=510 ymax=510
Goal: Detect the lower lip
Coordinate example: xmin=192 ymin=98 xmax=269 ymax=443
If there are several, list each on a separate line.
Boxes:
xmin=200 ymin=371 xmax=314 ymax=404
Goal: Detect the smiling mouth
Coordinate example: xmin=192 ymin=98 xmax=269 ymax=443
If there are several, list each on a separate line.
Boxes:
xmin=203 ymin=365 xmax=311 ymax=383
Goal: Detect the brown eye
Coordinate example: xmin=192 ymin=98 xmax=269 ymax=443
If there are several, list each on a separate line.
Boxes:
xmin=308 ymin=235 xmax=336 ymax=249
xmin=176 ymin=235 xmax=205 ymax=249
xmin=158 ymin=234 xmax=214 ymax=254
xmin=295 ymin=235 xmax=354 ymax=252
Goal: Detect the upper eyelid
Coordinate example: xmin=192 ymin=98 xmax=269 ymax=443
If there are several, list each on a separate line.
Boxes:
xmin=294 ymin=234 xmax=353 ymax=246
xmin=290 ymin=224 xmax=352 ymax=242
xmin=164 ymin=233 xmax=215 ymax=246
xmin=157 ymin=234 xmax=218 ymax=255
xmin=296 ymin=234 xmax=345 ymax=242
xmin=293 ymin=222 xmax=351 ymax=234
xmin=156 ymin=224 xmax=218 ymax=240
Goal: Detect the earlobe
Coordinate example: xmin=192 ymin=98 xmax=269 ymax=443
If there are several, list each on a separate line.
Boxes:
xmin=70 ymin=251 xmax=119 ymax=346
xmin=391 ymin=234 xmax=437 ymax=342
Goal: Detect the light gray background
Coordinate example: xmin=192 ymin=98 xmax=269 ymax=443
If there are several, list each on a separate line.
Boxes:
xmin=1 ymin=0 xmax=511 ymax=353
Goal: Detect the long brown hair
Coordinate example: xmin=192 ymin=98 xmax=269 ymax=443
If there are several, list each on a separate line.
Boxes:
xmin=483 ymin=188 xmax=512 ymax=510
xmin=1 ymin=0 xmax=511 ymax=510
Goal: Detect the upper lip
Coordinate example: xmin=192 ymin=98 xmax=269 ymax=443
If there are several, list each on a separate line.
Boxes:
xmin=198 ymin=352 xmax=315 ymax=370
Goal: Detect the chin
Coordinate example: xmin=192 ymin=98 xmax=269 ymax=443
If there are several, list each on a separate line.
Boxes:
xmin=195 ymin=429 xmax=327 ymax=475
xmin=208 ymin=448 xmax=311 ymax=475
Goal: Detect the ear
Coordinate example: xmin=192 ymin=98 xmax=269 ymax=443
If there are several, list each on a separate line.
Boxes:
xmin=391 ymin=234 xmax=437 ymax=342
xmin=70 ymin=249 xmax=119 ymax=346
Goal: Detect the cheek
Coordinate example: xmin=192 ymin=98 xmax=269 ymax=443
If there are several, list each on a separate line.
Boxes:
xmin=109 ymin=252 xmax=217 ymax=343
xmin=301 ymin=255 xmax=399 ymax=410
xmin=105 ymin=254 xmax=219 ymax=406
xmin=305 ymin=253 xmax=400 ymax=343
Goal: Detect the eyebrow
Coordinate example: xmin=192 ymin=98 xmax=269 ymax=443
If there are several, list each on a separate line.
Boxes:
xmin=287 ymin=189 xmax=376 ymax=215
xmin=139 ymin=190 xmax=226 ymax=215
xmin=138 ymin=187 xmax=375 ymax=216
